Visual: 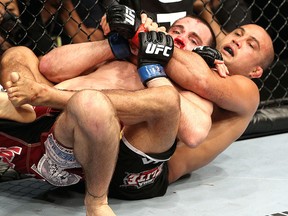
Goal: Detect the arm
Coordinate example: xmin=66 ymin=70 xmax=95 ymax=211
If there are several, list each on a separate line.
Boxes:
xmin=40 ymin=5 xmax=134 ymax=83
xmin=39 ymin=39 xmax=115 ymax=83
xmin=177 ymin=90 xmax=213 ymax=147
xmin=168 ymin=108 xmax=253 ymax=183
xmin=137 ymin=31 xmax=213 ymax=148
xmin=104 ymin=85 xmax=180 ymax=126
xmin=166 ymin=48 xmax=260 ymax=115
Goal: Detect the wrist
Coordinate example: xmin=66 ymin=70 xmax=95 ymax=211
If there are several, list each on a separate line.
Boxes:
xmin=108 ymin=32 xmax=131 ymax=60
xmin=138 ymin=64 xmax=167 ymax=86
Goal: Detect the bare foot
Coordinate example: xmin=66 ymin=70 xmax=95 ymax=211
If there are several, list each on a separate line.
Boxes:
xmin=6 ymin=72 xmax=48 ymax=107
xmin=0 ymin=92 xmax=36 ymax=123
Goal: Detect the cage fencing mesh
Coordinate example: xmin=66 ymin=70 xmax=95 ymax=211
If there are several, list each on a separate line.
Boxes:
xmin=0 ymin=0 xmax=287 ymax=109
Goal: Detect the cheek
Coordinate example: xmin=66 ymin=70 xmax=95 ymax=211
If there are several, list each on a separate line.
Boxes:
xmin=186 ymin=44 xmax=197 ymax=51
xmin=168 ymin=32 xmax=176 ymax=39
xmin=236 ymin=54 xmax=252 ymax=67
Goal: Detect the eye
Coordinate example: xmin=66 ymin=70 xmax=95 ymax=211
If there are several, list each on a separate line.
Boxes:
xmin=234 ymin=32 xmax=241 ymax=36
xmin=172 ymin=30 xmax=180 ymax=34
xmin=188 ymin=35 xmax=200 ymax=46
xmin=190 ymin=39 xmax=198 ymax=45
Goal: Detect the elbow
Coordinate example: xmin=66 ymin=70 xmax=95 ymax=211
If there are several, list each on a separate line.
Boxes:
xmin=39 ymin=55 xmax=55 ymax=81
xmin=178 ymin=121 xmax=211 ymax=148
xmin=180 ymin=130 xmax=209 ymax=148
xmin=39 ymin=54 xmax=63 ymax=83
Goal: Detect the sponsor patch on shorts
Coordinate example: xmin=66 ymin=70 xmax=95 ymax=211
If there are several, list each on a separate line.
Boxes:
xmin=31 ymin=154 xmax=81 ymax=187
xmin=31 ymin=133 xmax=82 ymax=186
xmin=44 ymin=133 xmax=80 ymax=168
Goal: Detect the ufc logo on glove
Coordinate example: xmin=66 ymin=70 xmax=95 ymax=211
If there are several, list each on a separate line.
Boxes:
xmin=145 ymin=44 xmax=173 ymax=57
xmin=124 ymin=6 xmax=135 ymax=26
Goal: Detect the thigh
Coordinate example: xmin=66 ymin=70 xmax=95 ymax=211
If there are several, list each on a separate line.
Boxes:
xmin=123 ymin=113 xmax=179 ymax=154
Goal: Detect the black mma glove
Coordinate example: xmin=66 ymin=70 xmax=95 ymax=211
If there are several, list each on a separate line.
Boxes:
xmin=192 ymin=46 xmax=223 ymax=68
xmin=138 ymin=31 xmax=174 ymax=85
xmin=99 ymin=0 xmax=120 ymax=10
xmin=106 ymin=5 xmax=140 ymax=39
xmin=108 ymin=32 xmax=131 ymax=60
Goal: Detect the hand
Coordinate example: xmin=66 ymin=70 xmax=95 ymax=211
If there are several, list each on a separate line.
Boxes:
xmin=106 ymin=4 xmax=140 ymax=39
xmin=137 ymin=31 xmax=174 ymax=85
xmin=138 ymin=31 xmax=174 ymax=67
xmin=99 ymin=0 xmax=120 ymax=10
xmin=131 ymin=13 xmax=166 ymax=48
xmin=213 ymin=59 xmax=229 ymax=78
xmin=192 ymin=46 xmax=223 ymax=68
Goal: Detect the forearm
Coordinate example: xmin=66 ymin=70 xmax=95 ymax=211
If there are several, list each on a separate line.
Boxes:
xmin=39 ymin=39 xmax=114 ymax=83
xmin=177 ymin=92 xmax=212 ymax=148
xmin=168 ymin=112 xmax=250 ymax=183
xmin=166 ymin=48 xmax=211 ymax=98
xmin=103 ymin=85 xmax=180 ymax=126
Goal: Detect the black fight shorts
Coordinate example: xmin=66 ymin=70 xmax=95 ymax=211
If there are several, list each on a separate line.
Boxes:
xmin=109 ymin=136 xmax=177 ymax=200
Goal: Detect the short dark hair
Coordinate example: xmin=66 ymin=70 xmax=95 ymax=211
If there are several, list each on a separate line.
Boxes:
xmin=170 ymin=15 xmax=217 ymax=49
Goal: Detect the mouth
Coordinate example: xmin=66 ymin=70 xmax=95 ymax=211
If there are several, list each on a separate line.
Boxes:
xmin=223 ymin=46 xmax=234 ymax=57
xmin=174 ymin=38 xmax=185 ymax=49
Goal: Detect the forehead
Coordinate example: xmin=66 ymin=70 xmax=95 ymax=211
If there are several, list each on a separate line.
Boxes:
xmin=172 ymin=17 xmax=208 ymax=31
xmin=232 ymin=25 xmax=270 ymax=48
xmin=169 ymin=17 xmax=212 ymax=44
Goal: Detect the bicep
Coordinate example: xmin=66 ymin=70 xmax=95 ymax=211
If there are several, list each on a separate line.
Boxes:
xmin=206 ymin=74 xmax=260 ymax=115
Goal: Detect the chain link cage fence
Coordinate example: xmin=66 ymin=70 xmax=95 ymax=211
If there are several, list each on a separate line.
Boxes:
xmin=0 ymin=0 xmax=287 ymax=137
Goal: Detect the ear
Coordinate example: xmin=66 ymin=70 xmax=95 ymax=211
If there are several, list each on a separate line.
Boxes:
xmin=249 ymin=66 xmax=263 ymax=78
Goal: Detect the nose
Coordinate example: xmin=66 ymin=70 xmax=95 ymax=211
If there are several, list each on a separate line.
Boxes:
xmin=174 ymin=37 xmax=186 ymax=49
xmin=232 ymin=38 xmax=242 ymax=48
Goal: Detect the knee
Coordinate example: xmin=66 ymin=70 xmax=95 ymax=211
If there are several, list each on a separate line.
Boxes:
xmin=0 ymin=46 xmax=37 ymax=84
xmin=67 ymin=90 xmax=117 ymax=127
xmin=1 ymin=46 xmax=34 ymax=64
xmin=39 ymin=53 xmax=64 ymax=83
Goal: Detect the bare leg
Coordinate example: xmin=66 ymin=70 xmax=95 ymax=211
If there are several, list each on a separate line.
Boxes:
xmin=0 ymin=92 xmax=36 ymax=123
xmin=0 ymin=46 xmax=53 ymax=89
xmin=54 ymin=90 xmax=120 ymax=216
xmin=6 ymin=72 xmax=49 ymax=107
xmin=6 ymin=72 xmax=73 ymax=109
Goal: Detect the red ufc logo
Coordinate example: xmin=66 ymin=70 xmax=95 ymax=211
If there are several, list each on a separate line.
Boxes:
xmin=0 ymin=146 xmax=22 ymax=168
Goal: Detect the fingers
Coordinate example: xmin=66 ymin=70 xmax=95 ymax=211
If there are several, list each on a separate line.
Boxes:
xmin=100 ymin=14 xmax=111 ymax=36
xmin=146 ymin=22 xmax=158 ymax=31
xmin=143 ymin=17 xmax=154 ymax=29
xmin=157 ymin=26 xmax=167 ymax=33
xmin=140 ymin=13 xmax=148 ymax=24
xmin=141 ymin=13 xmax=167 ymax=33
xmin=214 ymin=60 xmax=229 ymax=78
